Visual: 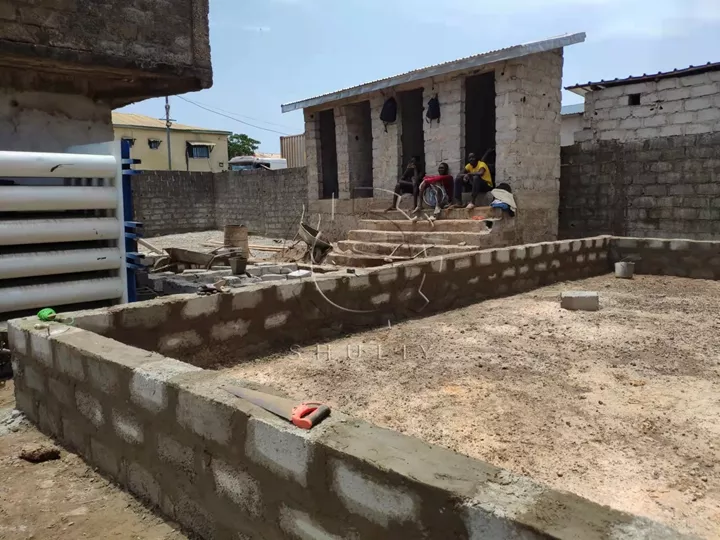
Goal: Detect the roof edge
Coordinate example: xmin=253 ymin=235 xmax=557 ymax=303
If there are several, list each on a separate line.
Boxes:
xmin=281 ymin=32 xmax=586 ymax=114
xmin=113 ymin=122 xmax=232 ymax=136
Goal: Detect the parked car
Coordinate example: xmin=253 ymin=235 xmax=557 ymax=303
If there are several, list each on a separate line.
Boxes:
xmin=228 ymin=156 xmax=287 ymax=171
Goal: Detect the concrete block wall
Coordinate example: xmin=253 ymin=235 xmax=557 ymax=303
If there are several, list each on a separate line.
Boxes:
xmin=9 ymin=235 xmax=697 ymax=539
xmin=560 ymin=132 xmax=720 ymax=240
xmin=215 ymin=168 xmax=307 ymax=239
xmin=496 ymin=50 xmax=564 ymax=243
xmin=132 ymin=170 xmax=215 ymax=236
xmin=575 ymin=71 xmax=720 ymax=143
xmin=610 ymin=237 xmax=720 ymax=279
xmin=132 ymin=168 xmax=308 ymax=238
xmin=424 ymin=77 xmax=464 ymax=175
xmin=85 ymin=237 xmax=611 ymax=367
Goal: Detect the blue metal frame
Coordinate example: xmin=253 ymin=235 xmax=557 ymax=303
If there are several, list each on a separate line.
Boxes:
xmin=121 ymin=139 xmax=143 ymax=302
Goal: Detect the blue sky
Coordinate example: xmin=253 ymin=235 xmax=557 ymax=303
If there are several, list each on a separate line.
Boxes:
xmin=120 ymin=0 xmax=720 ymax=153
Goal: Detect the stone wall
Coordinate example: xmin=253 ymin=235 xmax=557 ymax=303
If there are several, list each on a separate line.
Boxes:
xmin=132 ymin=168 xmax=308 ymax=238
xmin=559 ymin=133 xmax=720 ymax=240
xmin=575 ymin=71 xmax=720 ymax=143
xmin=9 ymin=235 xmax=694 ymax=539
xmin=496 ymin=50 xmax=564 ymax=243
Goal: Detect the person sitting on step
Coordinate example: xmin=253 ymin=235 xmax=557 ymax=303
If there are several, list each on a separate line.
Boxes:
xmin=414 ymin=163 xmax=453 ymax=216
xmin=385 ymin=156 xmax=424 ymax=212
xmin=448 ymin=152 xmax=493 ymax=210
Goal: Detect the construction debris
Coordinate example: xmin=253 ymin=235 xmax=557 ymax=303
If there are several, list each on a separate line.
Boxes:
xmin=19 ymin=443 xmax=61 ymax=463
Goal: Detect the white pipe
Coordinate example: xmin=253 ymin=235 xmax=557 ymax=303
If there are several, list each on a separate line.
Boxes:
xmin=0 ymin=249 xmax=122 ymax=280
xmin=0 ymin=186 xmax=118 ymax=211
xmin=0 ymin=150 xmax=117 ymax=178
xmin=0 ymin=278 xmax=124 ymax=314
xmin=0 ymin=218 xmax=120 ymax=245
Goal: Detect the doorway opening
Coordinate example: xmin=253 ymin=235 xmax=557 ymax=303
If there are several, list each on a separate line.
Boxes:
xmin=399 ymin=89 xmax=425 ymax=174
xmin=464 ymin=72 xmax=496 ymax=177
xmin=346 ymin=101 xmax=373 ymax=198
xmin=319 ymin=109 xmax=338 ymax=199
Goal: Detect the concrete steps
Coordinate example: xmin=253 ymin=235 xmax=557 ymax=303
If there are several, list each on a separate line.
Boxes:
xmin=347 ymin=229 xmax=492 ymax=246
xmin=335 ymin=241 xmax=477 ymax=257
xmin=359 ymin=219 xmax=493 ymax=233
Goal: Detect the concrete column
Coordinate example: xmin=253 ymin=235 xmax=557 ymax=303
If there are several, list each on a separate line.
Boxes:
xmin=303 ymin=109 xmax=322 ymax=202
xmin=423 ymin=78 xmax=464 ymax=176
xmin=370 ymin=93 xmax=401 ymax=195
xmin=496 ymin=50 xmax=563 ymax=242
xmin=334 ymin=106 xmax=351 ymax=200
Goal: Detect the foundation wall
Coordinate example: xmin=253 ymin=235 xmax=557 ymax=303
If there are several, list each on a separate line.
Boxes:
xmin=76 ymin=237 xmax=611 ymax=367
xmin=9 ymin=234 xmax=693 ymax=539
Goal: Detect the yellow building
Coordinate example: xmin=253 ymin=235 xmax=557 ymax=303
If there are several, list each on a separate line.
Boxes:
xmin=112 ymin=112 xmax=231 ymax=173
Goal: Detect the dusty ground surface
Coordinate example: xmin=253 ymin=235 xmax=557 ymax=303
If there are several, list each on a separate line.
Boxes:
xmin=225 ymin=275 xmax=720 ymax=539
xmin=0 ymin=381 xmax=188 ymax=540
xmin=142 ymin=230 xmax=297 ymax=262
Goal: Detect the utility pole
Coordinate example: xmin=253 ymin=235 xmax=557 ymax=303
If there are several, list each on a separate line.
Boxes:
xmin=164 ymin=96 xmax=173 ymax=170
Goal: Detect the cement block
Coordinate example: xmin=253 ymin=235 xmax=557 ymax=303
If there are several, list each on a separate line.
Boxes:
xmin=55 ymin=343 xmax=86 ymax=381
xmin=561 ymin=291 xmax=600 ymax=312
xmin=246 ymin=418 xmax=310 ymax=486
xmin=128 ymin=462 xmax=161 ymax=507
xmin=211 ymin=459 xmax=261 ymax=516
xmin=287 ymin=270 xmax=312 ymax=280
xmin=158 ymin=433 xmax=195 ymax=474
xmin=90 ymin=438 xmax=120 ymax=478
xmin=112 ymin=410 xmax=144 ymax=444
xmin=211 ymin=319 xmax=251 ymax=342
xmin=182 ymin=295 xmax=221 ymax=319
xmin=279 ymin=506 xmax=342 ymax=540
xmin=24 ymin=364 xmax=45 ymax=393
xmin=76 ymin=390 xmax=104 ymax=427
xmin=87 ymin=358 xmax=120 ymax=394
xmin=265 ymin=312 xmax=290 ymax=330
xmin=331 ymin=459 xmax=418 ymax=527
xmin=158 ymin=330 xmax=202 ymax=353
xmin=8 ymin=324 xmax=27 ymax=355
xmin=48 ymin=378 xmax=74 ymax=407
xmin=177 ymin=389 xmax=232 ymax=444
xmin=29 ymin=332 xmax=53 ymax=368
xmin=261 ymin=274 xmax=286 ymax=282
xmin=131 ymin=359 xmax=200 ymax=413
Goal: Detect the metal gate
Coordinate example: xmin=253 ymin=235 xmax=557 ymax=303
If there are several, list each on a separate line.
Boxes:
xmin=0 ymin=142 xmax=131 ymax=318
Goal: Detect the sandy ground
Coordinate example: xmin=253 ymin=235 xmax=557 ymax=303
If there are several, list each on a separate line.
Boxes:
xmin=142 ymin=230 xmax=296 ymax=262
xmin=0 ymin=382 xmax=188 ymax=540
xmin=224 ymin=275 xmax=720 ymax=539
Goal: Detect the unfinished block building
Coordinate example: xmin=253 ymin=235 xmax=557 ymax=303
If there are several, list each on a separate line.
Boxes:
xmin=282 ymin=33 xmax=586 ymax=244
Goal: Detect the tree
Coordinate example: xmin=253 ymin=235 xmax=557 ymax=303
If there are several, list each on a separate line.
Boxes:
xmin=228 ymin=133 xmax=261 ymax=158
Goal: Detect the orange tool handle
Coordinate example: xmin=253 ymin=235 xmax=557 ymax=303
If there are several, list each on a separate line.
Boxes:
xmin=291 ymin=402 xmax=331 ymax=430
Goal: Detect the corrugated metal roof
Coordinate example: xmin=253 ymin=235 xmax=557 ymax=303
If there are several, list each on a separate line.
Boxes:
xmin=112 ymin=112 xmax=232 ymax=135
xmin=281 ymin=32 xmax=586 ymax=113
xmin=566 ymin=61 xmax=720 ymax=96
xmin=561 ymin=103 xmax=584 ymax=115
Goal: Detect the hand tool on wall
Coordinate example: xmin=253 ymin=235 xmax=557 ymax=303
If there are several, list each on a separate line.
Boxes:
xmin=224 ymin=386 xmax=331 ymax=430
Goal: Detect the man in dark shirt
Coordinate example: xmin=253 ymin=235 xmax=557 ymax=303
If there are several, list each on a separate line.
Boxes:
xmin=386 ymin=157 xmax=423 ymax=211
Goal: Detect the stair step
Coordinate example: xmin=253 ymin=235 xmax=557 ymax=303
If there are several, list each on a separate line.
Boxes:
xmin=381 ymin=206 xmax=500 ymax=221
xmin=327 ymin=252 xmax=396 ymax=268
xmin=336 ymin=241 xmax=477 ymax=257
xmin=359 ymin=219 xmax=494 ymax=232
xmin=347 ymin=229 xmax=493 ymax=246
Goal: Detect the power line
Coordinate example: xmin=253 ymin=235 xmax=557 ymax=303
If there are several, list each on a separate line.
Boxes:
xmin=182 ymin=99 xmax=296 ymax=130
xmin=177 ymin=96 xmax=292 ymax=136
